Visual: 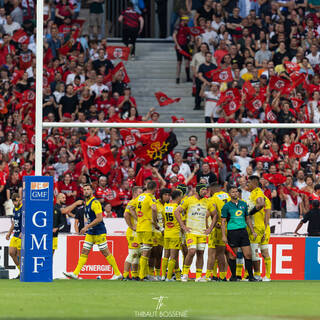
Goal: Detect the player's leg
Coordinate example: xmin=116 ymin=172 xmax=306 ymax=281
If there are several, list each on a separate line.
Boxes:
xmin=176 ymin=50 xmax=182 ymax=83
xmin=195 ymin=236 xmax=206 ymax=282
xmin=226 ymin=229 xmax=240 ymax=281
xmin=9 ymin=245 xmax=19 ymax=268
xmin=154 ymin=245 xmax=163 ymax=280
xmin=138 ymin=232 xmax=153 ymax=281
xmin=131 ymin=246 xmax=141 ymax=280
xmin=250 ymin=228 xmax=263 ymax=280
xmin=167 ymin=247 xmax=179 ymax=281
xmin=182 ymin=234 xmax=197 ymax=281
xmin=64 ymin=243 xmax=91 ymax=280
xmin=236 ymin=249 xmax=244 ymax=280
xmin=185 ymin=57 xmax=191 ymax=82
xmin=216 ymin=245 xmax=227 ymax=281
xmin=206 ymin=247 xmax=216 ymax=281
xmin=162 ymin=238 xmax=170 ymax=280
xmin=98 ymin=235 xmax=122 ymax=280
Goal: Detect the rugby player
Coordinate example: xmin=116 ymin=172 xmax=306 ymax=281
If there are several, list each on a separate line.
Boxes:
xmin=152 ymin=188 xmax=170 ymax=281
xmin=123 ymin=186 xmax=143 ymax=280
xmin=247 ymin=175 xmax=270 ymax=281
xmin=135 ymin=181 xmax=158 ymax=281
xmin=221 ymin=185 xmax=257 ymax=281
xmin=162 ymin=190 xmax=183 ymax=281
xmin=175 ymin=183 xmax=217 ymax=282
xmin=6 ymin=193 xmax=22 ymax=277
xmin=63 ymin=184 xmax=122 ymax=280
xmin=53 ymin=193 xmax=83 ymax=255
xmin=206 ymin=183 xmax=230 ymax=281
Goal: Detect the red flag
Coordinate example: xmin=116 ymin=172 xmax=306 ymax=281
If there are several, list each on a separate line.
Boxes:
xmin=155 ymin=92 xmax=181 ymax=106
xmin=187 ymin=26 xmax=205 ymax=37
xmin=212 ymin=67 xmax=233 ymax=82
xmin=177 ymin=47 xmax=192 ymax=60
xmin=265 ymin=104 xmax=277 ymax=123
xmin=80 ymin=140 xmax=90 ymax=168
xmin=242 ymin=81 xmax=256 ymax=98
xmin=113 ymin=62 xmax=130 ymax=83
xmin=263 ymin=173 xmax=287 ymax=186
xmin=119 ymin=128 xmax=141 ymax=147
xmin=90 ymin=144 xmax=115 ymax=175
xmin=12 ymin=29 xmax=29 ymax=44
xmin=269 ymin=76 xmax=290 ymax=92
xmin=106 ymin=46 xmax=130 ymax=61
xmin=290 ymin=72 xmax=306 ymax=89
xmin=288 ymin=142 xmax=308 ymax=158
xmin=225 ymin=243 xmax=236 ymax=257
xmin=300 ymin=130 xmax=319 ymax=142
xmin=291 ymin=98 xmax=304 ymax=111
xmin=134 ymin=128 xmax=170 ymax=164
xmin=284 ymin=61 xmax=300 ymax=73
xmin=217 ymin=88 xmax=240 ymax=105
xmin=223 ymin=99 xmax=241 ymax=116
xmin=58 ymin=42 xmax=71 ymax=56
xmin=105 ymin=188 xmax=122 ymax=207
xmin=171 ymin=116 xmax=185 ymax=123
xmin=247 ymin=95 xmax=265 ymax=116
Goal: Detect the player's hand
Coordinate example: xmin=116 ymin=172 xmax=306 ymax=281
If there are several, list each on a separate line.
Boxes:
xmin=252 ymin=232 xmax=257 ymax=240
xmin=79 ymin=226 xmax=88 ymax=235
xmin=131 ymin=226 xmax=136 ymax=232
xmin=204 ymin=228 xmax=212 ymax=235
xmin=53 ymin=228 xmax=58 ymax=233
xmin=183 ymin=225 xmax=191 ymax=233
xmin=5 ymin=233 xmax=10 ymax=241
xmin=222 ymin=235 xmax=228 ymax=244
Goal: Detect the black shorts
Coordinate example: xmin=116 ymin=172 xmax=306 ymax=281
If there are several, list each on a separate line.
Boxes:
xmin=176 ymin=44 xmax=189 ymax=62
xmin=227 ymin=228 xmax=250 ymax=248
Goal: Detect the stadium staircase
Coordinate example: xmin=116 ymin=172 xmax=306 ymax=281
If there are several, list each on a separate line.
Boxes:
xmin=123 ymin=41 xmax=206 ymax=152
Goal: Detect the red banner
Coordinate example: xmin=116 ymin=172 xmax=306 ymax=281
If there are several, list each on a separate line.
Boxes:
xmin=66 ymin=235 xmax=127 ymax=279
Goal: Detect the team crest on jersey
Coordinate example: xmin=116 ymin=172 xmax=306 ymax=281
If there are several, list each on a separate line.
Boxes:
xmin=166 ymin=222 xmax=174 ymax=228
xmin=138 ymin=195 xmax=146 ymax=201
xmin=294 ymin=144 xmax=304 ymax=156
xmin=219 ymin=71 xmax=228 ymax=81
xmin=229 ymin=101 xmax=237 ymax=111
xmin=235 ymin=210 xmax=243 ymax=216
xmin=252 ymin=99 xmax=262 ymax=110
xmin=187 ymin=238 xmax=193 ymax=244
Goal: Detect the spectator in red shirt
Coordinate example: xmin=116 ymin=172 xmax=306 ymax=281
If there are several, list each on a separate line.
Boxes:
xmin=103 ymin=203 xmax=117 ymax=218
xmin=57 ymin=173 xmax=78 ymax=206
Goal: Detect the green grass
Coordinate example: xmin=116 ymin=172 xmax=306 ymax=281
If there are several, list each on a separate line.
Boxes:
xmin=0 ymin=280 xmax=320 ymax=319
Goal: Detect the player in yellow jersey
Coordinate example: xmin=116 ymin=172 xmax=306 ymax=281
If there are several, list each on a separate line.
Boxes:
xmin=206 ymin=183 xmax=230 ymax=281
xmin=150 ymin=188 xmax=171 ymax=281
xmin=123 ymin=186 xmax=143 ymax=280
xmin=247 ymin=175 xmax=267 ymax=281
xmin=162 ymin=190 xmax=183 ymax=281
xmin=135 ymin=181 xmax=158 ymax=281
xmin=175 ymin=183 xmax=217 ymax=282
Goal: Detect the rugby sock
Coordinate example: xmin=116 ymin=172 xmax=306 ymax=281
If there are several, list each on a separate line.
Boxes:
xmin=148 ymin=266 xmax=154 ymax=277
xmin=212 ymin=260 xmax=218 ymax=277
xmin=182 ymin=264 xmax=190 ymax=276
xmin=175 ymin=269 xmax=181 ymax=281
xmin=155 ymin=269 xmax=160 ymax=277
xmin=220 ymin=271 xmax=227 ymax=280
xmin=106 ymin=254 xmax=121 ymax=276
xmin=206 ymin=269 xmax=213 ymax=279
xmin=131 ymin=271 xmax=138 ymax=278
xmin=167 ymin=259 xmax=176 ymax=280
xmin=245 ymin=259 xmax=254 ymax=278
xmin=254 ymin=271 xmax=261 ymax=277
xmin=123 ymin=271 xmax=129 ymax=278
xmin=196 ymin=268 xmax=202 ymax=279
xmin=244 ymin=270 xmax=249 ymax=279
xmin=228 ymin=259 xmax=236 ymax=277
xmin=74 ymin=254 xmax=88 ymax=276
xmin=139 ymin=256 xmax=149 ymax=280
xmin=161 ymin=257 xmax=168 ymax=277
xmin=236 ymin=264 xmax=243 ymax=277
xmin=264 ymin=257 xmax=271 ymax=278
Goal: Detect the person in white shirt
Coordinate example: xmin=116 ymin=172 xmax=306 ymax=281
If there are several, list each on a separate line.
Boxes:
xmin=166 ymin=152 xmax=191 ymax=179
xmin=294 ymin=170 xmax=307 ymax=190
xmin=90 ymin=74 xmax=108 ymax=97
xmin=66 ymin=65 xmax=86 ymax=85
xmin=306 ymin=45 xmax=320 ymax=68
xmin=211 ymin=14 xmax=224 ymax=33
xmin=199 ymin=20 xmax=218 ymax=53
xmin=3 ymin=15 xmax=20 ymax=36
xmin=200 ymin=81 xmax=221 ymax=123
xmin=310 ymin=91 xmax=320 ymax=123
xmin=229 ymin=146 xmax=252 ymax=175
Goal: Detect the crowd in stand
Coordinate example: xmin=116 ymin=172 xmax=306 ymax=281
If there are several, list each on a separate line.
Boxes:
xmin=0 ymin=0 xmax=319 ymax=221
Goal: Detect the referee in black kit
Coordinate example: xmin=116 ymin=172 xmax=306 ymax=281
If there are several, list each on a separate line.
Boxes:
xmin=295 ymin=200 xmax=320 ymax=236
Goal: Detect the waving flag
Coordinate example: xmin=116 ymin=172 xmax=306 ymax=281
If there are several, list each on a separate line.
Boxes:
xmin=247 ymin=95 xmax=265 ymax=116
xmin=242 ymin=81 xmax=256 ymax=98
xmin=90 ymin=144 xmax=115 ymax=175
xmin=288 ymin=142 xmax=308 ymax=159
xmin=188 ymin=26 xmax=205 ymax=37
xmin=223 ymin=99 xmax=241 ymax=116
xmin=177 ymin=47 xmax=192 ymax=60
xmin=155 ymin=92 xmax=181 ymax=106
xmin=106 ymin=46 xmax=130 ymax=61
xmin=217 ymin=88 xmax=240 ymax=105
xmin=300 ymin=130 xmax=319 ymax=142
xmin=113 ymin=62 xmax=130 ymax=83
xmin=291 ymin=98 xmax=304 ymax=111
xmin=263 ymin=173 xmax=287 ymax=186
xmin=265 ymin=105 xmax=277 ymax=123
xmin=284 ymin=61 xmax=300 ymax=73
xmin=12 ymin=29 xmax=29 ymax=44
xmin=269 ymin=76 xmax=290 ymax=92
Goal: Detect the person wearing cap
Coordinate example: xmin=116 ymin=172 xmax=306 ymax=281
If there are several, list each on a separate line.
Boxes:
xmin=200 ymin=80 xmax=221 ymax=125
xmin=175 ymin=183 xmax=217 ymax=282
xmin=173 ymin=15 xmax=192 ymax=84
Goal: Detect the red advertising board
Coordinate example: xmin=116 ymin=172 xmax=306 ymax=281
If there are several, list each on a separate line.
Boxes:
xmin=66 ymin=235 xmax=128 ymax=279
xmin=259 ymin=237 xmax=305 ymax=280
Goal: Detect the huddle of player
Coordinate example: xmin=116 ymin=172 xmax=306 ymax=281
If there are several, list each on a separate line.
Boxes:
xmin=123 ymin=175 xmax=272 ymax=282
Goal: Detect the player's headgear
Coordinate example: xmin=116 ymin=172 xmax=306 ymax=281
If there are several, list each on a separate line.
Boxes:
xmin=181 ymin=16 xmax=189 ymax=20
xmin=248 ymin=175 xmax=260 ymax=183
xmin=196 ymin=183 xmax=207 ymax=194
xmin=176 ymin=184 xmax=187 ymax=196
